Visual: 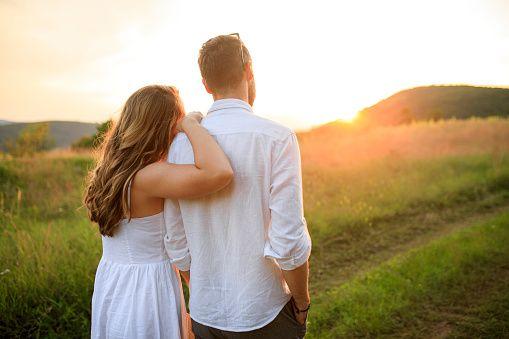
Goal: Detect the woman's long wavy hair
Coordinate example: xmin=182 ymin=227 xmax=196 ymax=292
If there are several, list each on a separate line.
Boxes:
xmin=84 ymin=85 xmax=184 ymax=236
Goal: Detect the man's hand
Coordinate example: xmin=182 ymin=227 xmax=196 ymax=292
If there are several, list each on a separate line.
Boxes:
xmin=291 ymin=297 xmax=310 ymax=325
xmin=281 ymin=261 xmax=310 ymax=325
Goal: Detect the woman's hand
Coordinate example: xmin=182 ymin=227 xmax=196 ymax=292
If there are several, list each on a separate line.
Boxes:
xmin=187 ymin=111 xmax=204 ymax=123
xmin=177 ymin=111 xmax=204 ymax=132
xmin=139 ymin=107 xmax=232 ymax=200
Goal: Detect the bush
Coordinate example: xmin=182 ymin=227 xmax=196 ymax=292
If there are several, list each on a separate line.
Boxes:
xmin=71 ymin=120 xmax=112 ymax=150
xmin=5 ymin=123 xmax=54 ymax=157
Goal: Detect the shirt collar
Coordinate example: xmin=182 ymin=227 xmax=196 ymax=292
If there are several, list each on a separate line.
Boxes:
xmin=207 ymin=98 xmax=253 ymax=116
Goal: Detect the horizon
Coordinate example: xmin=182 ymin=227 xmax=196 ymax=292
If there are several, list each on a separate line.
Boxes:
xmin=1 ymin=0 xmax=509 ymax=129
xmin=2 ymin=83 xmax=509 ymax=131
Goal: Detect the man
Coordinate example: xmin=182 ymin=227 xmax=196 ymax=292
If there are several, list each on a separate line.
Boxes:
xmin=164 ymin=34 xmax=311 ymax=339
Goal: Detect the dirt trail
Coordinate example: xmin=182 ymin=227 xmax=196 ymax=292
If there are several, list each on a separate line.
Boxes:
xmin=310 ymin=194 xmax=509 ymax=294
xmin=390 ymin=258 xmax=509 ymax=338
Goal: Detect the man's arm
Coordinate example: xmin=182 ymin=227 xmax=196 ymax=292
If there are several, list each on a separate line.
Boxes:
xmin=164 ymin=198 xmax=191 ymax=275
xmin=163 ymin=139 xmax=191 ymax=283
xmin=282 ymin=261 xmax=310 ymax=324
xmin=264 ymin=132 xmax=312 ymax=323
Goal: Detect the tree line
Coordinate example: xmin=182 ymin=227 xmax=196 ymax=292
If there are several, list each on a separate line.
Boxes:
xmin=3 ymin=120 xmax=111 ymax=157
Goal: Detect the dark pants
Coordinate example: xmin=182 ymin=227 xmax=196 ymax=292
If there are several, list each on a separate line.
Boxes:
xmin=191 ymin=300 xmax=307 ymax=339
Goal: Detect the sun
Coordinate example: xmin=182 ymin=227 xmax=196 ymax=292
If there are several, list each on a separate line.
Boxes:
xmin=337 ymin=111 xmax=359 ymax=123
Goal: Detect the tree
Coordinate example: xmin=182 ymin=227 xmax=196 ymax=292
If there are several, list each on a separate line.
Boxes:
xmin=71 ymin=120 xmax=112 ymax=150
xmin=6 ymin=123 xmax=54 ymax=157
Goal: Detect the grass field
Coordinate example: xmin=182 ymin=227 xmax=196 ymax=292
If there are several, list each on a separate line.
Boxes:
xmin=1 ymin=118 xmax=509 ymax=337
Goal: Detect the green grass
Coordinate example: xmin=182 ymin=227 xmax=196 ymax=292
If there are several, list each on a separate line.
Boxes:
xmin=304 ymin=153 xmax=509 ymax=242
xmin=0 ymin=218 xmax=100 ymax=337
xmin=1 ymin=118 xmax=509 ymax=337
xmin=448 ymin=282 xmax=509 ymax=338
xmin=2 ymin=153 xmax=508 ymax=337
xmin=0 ymin=155 xmax=93 ymax=219
xmin=0 ymin=156 xmax=100 ymax=337
xmin=308 ymin=212 xmax=509 ymax=338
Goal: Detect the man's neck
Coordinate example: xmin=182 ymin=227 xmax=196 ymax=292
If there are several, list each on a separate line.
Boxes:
xmin=212 ymin=87 xmax=249 ymax=105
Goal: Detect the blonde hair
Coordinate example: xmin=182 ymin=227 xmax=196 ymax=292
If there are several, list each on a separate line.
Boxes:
xmin=84 ymin=85 xmax=184 ymax=236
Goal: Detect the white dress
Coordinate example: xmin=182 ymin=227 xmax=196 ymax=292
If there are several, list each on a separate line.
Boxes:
xmin=91 ymin=206 xmax=187 ymax=338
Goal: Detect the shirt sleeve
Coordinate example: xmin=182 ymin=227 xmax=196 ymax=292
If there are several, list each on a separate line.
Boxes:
xmin=164 ymin=198 xmax=191 ymax=271
xmin=264 ymin=132 xmax=312 ymax=270
xmin=163 ymin=138 xmax=191 ymax=271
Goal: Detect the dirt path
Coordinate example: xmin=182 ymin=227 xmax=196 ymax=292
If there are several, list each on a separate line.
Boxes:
xmin=310 ymin=193 xmax=509 ymax=295
xmin=388 ymin=252 xmax=509 ymax=338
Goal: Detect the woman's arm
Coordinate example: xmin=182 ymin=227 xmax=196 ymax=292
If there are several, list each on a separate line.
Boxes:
xmin=136 ymin=115 xmax=233 ymax=199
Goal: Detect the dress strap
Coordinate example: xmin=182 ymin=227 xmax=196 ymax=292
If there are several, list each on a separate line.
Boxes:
xmin=127 ymin=179 xmax=132 ymax=217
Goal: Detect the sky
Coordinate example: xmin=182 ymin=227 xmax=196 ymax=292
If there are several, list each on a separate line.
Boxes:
xmin=1 ymin=0 xmax=508 ymax=130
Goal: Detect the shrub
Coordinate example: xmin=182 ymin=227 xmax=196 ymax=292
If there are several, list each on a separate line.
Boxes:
xmin=5 ymin=123 xmax=54 ymax=157
xmin=71 ymin=120 xmax=112 ymax=150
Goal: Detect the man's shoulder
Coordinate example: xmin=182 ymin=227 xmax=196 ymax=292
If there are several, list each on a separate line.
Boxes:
xmin=248 ymin=114 xmax=294 ymax=141
xmin=169 ymin=114 xmax=295 ymax=156
xmin=206 ymin=113 xmax=294 ymax=142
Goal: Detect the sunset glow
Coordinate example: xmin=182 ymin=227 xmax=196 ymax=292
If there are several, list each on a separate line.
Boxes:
xmin=1 ymin=0 xmax=508 ymax=129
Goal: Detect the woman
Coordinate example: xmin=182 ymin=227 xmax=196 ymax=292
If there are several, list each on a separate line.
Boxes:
xmin=85 ymin=85 xmax=233 ymax=338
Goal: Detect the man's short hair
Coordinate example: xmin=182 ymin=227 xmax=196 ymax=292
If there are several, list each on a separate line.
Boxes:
xmin=198 ymin=34 xmax=252 ymax=93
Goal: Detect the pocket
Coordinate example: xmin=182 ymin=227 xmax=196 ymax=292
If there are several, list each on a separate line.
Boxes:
xmin=284 ymin=300 xmax=307 ymax=328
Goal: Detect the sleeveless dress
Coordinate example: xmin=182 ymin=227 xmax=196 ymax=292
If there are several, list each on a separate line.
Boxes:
xmin=91 ymin=183 xmax=188 ymax=339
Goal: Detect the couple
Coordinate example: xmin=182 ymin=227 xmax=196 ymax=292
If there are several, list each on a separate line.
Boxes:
xmin=85 ymin=34 xmax=312 ymax=339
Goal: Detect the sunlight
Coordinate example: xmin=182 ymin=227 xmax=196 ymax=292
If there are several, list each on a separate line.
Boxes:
xmin=1 ymin=2 xmax=509 ymax=337
xmin=338 ymin=110 xmax=359 ymax=123
xmin=89 ymin=0 xmax=503 ymax=128
xmin=1 ymin=0 xmax=507 ymax=129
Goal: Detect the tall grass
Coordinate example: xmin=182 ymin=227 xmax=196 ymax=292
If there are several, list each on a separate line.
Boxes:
xmin=0 ymin=218 xmax=100 ymax=336
xmin=0 ymin=156 xmax=99 ymax=337
xmin=300 ymin=117 xmax=509 ymax=168
xmin=304 ymin=153 xmax=509 ymax=241
xmin=0 ymin=155 xmax=92 ymax=219
xmin=1 ymin=118 xmax=508 ymax=337
xmin=301 ymin=118 xmax=509 ymax=241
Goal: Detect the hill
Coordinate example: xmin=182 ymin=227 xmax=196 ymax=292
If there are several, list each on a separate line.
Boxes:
xmin=357 ymin=85 xmax=509 ymax=125
xmin=0 ymin=121 xmax=98 ymax=150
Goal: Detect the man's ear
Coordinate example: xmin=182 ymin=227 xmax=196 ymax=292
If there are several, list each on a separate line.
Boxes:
xmin=202 ymin=78 xmax=213 ymax=94
xmin=244 ymin=62 xmax=254 ymax=81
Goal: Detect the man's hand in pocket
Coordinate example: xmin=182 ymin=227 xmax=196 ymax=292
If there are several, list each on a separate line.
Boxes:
xmin=291 ymin=298 xmax=310 ymax=325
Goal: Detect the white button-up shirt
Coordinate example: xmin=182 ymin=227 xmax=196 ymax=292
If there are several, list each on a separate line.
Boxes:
xmin=164 ymin=99 xmax=312 ymax=332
